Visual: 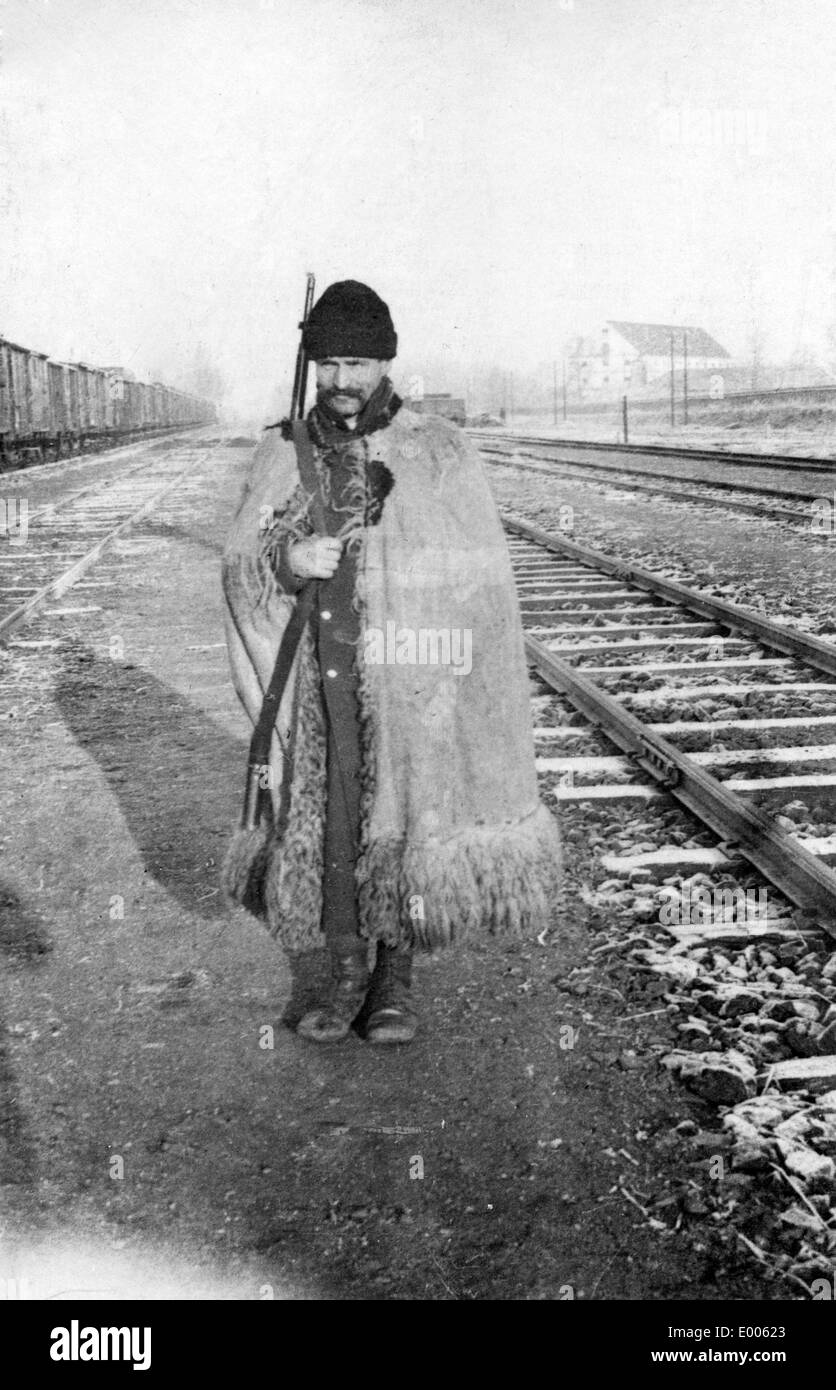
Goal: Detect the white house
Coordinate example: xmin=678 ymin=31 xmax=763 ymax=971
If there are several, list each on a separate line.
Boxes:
xmin=569 ymin=321 xmax=730 ymax=399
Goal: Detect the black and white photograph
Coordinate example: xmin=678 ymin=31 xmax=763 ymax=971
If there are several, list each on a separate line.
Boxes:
xmin=1 ymin=0 xmax=836 ymax=1339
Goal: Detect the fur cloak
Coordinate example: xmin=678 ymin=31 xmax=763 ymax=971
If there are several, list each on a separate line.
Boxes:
xmin=221 ymin=406 xmax=562 ymax=951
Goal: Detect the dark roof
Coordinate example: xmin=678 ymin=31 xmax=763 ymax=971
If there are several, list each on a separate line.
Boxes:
xmin=0 ymin=336 xmax=48 ymax=357
xmin=608 ymin=322 xmax=730 ymax=358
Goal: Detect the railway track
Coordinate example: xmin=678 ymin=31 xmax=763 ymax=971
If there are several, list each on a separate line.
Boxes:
xmin=0 ymin=427 xmax=212 ymax=489
xmin=0 ymin=436 xmax=217 ymax=640
xmin=475 ymin=433 xmax=836 ymax=529
xmin=473 ymin=430 xmax=836 ymax=473
xmin=507 ymin=514 xmax=836 ymax=934
xmin=0 ymin=425 xmax=209 ymax=477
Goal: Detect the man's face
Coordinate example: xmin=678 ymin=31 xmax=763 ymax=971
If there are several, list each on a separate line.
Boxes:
xmin=315 ymin=357 xmax=390 ymax=418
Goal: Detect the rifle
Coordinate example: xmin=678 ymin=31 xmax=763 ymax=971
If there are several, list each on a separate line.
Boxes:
xmin=238 ymin=272 xmax=322 ymax=839
xmin=289 ymin=271 xmax=316 ymax=420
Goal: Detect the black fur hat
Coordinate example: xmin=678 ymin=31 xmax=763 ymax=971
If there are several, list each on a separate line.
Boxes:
xmin=302 ymin=280 xmax=397 ymax=361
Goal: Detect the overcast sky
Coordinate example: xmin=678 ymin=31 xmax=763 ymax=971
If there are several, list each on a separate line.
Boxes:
xmin=2 ymin=0 xmax=836 ymax=418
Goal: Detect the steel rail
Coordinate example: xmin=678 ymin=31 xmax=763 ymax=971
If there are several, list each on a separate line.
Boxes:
xmin=524 ymin=629 xmax=836 ymax=934
xmin=470 ymin=428 xmax=836 ymax=474
xmin=479 ymin=441 xmax=824 ymax=506
xmin=0 ymin=445 xmax=214 ymax=641
xmin=483 ymin=450 xmax=811 ymax=525
xmin=504 ymin=514 xmax=836 ymax=679
xmin=0 ymin=446 xmax=193 ymax=528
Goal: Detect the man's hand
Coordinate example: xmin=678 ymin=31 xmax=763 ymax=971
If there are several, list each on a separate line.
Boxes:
xmin=288 ymin=536 xmax=343 ymax=580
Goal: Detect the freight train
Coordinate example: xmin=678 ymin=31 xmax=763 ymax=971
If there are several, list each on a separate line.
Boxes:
xmin=0 ymin=334 xmax=217 ymax=470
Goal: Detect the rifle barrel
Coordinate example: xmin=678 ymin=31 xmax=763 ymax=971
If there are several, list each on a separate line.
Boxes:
xmin=290 ymin=272 xmax=316 ymax=420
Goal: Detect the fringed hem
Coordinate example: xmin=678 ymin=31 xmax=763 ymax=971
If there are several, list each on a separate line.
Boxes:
xmin=221 ymin=826 xmax=273 ymax=917
xmin=256 ymin=483 xmax=315 ymax=608
xmin=357 ymin=803 xmax=564 ymax=950
xmin=221 ymin=628 xmax=328 ymax=954
xmin=221 ymin=818 xmax=327 ymax=952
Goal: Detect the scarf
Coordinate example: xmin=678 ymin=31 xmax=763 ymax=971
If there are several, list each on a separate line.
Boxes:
xmin=272 ymin=376 xmax=401 ymax=536
xmin=308 ymin=377 xmax=401 ymax=539
xmin=307 ymin=374 xmax=403 ymax=448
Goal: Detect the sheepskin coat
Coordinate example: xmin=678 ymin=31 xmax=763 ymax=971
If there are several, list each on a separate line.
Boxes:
xmin=221 ymin=406 xmax=562 ymax=952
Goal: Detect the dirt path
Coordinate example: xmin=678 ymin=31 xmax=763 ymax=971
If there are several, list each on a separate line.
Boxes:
xmin=0 ymin=437 xmax=775 ymax=1300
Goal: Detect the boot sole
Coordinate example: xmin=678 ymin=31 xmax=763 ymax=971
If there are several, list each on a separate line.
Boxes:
xmin=296 ymin=1013 xmax=353 ymax=1043
xmin=363 ymin=1009 xmax=418 ymax=1045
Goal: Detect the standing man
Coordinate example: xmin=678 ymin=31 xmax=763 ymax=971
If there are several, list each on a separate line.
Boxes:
xmin=222 ymin=280 xmax=561 ymax=1046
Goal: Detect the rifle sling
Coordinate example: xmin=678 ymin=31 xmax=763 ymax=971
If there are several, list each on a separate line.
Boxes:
xmin=245 ymin=420 xmax=325 ymax=828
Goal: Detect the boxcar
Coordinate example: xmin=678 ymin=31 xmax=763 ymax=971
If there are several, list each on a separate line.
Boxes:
xmin=0 ymin=340 xmax=14 ymax=443
xmin=29 ymin=351 xmax=51 ymax=434
xmin=48 ymin=362 xmax=68 ymax=436
xmin=0 ymin=340 xmax=52 ymax=461
xmin=124 ymin=380 xmax=141 ymax=431
xmin=104 ymin=369 xmax=126 ymax=432
xmin=62 ymin=364 xmax=81 ymax=435
xmin=75 ymin=365 xmax=97 ymax=433
xmin=8 ymin=342 xmax=32 ymax=435
xmin=406 ymin=392 xmax=467 ymax=426
xmin=87 ymin=366 xmax=108 ymax=433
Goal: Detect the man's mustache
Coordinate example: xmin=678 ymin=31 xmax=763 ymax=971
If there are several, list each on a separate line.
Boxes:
xmin=321 ymin=386 xmax=365 ymax=401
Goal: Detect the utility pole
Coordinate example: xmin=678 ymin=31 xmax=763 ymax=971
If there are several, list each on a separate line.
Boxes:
xmin=669 ymin=331 xmax=675 ymax=427
xmin=562 ymin=359 xmax=568 ymax=421
xmin=683 ymin=328 xmax=689 ymax=425
xmin=622 ymin=394 xmax=628 ymax=444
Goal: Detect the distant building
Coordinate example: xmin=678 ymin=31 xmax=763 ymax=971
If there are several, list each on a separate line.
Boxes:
xmin=406 ymin=391 xmax=466 ymax=425
xmin=569 ymin=321 xmax=730 ymax=399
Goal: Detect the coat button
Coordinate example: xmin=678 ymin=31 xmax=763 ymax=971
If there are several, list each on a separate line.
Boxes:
xmin=326 ymin=668 xmax=338 ymax=678
xmin=321 ymin=610 xmax=332 ymax=620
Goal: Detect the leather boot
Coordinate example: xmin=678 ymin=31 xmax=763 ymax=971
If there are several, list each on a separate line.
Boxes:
xmin=296 ymin=944 xmax=370 ymax=1043
xmin=362 ymin=943 xmax=418 ymax=1045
